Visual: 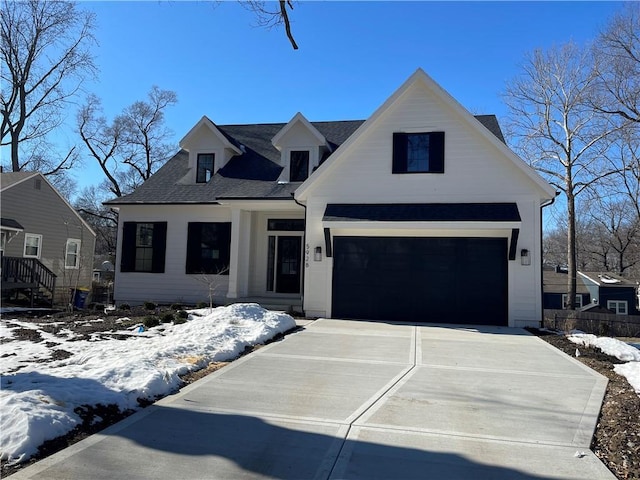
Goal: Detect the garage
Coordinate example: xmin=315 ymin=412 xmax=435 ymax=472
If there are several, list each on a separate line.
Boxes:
xmin=332 ymin=236 xmax=508 ymax=325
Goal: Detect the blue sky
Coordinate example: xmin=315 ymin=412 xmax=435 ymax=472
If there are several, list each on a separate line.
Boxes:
xmin=56 ymin=1 xmax=624 ymax=193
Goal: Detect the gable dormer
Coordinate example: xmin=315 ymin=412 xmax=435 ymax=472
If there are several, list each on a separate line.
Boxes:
xmin=272 ymin=112 xmax=329 ymax=183
xmin=179 ymin=116 xmax=242 ymax=184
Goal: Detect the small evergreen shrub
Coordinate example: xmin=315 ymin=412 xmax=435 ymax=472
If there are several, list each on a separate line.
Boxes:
xmin=173 ymin=317 xmax=187 ymax=325
xmin=170 ymin=303 xmax=184 ymax=310
xmin=144 ymin=301 xmax=157 ymax=311
xmin=119 ymin=303 xmax=130 ymax=311
xmin=160 ymin=312 xmax=174 ymax=323
xmin=143 ymin=315 xmax=160 ymax=328
xmin=196 ymin=301 xmax=208 ymax=309
xmin=177 ymin=310 xmax=189 ymax=319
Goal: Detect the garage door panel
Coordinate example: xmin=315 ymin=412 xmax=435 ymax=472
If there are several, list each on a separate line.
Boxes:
xmin=332 ymin=237 xmax=507 ymax=325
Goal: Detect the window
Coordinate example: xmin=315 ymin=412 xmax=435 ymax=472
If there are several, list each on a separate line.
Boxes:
xmin=65 ymin=239 xmax=81 ymax=269
xmin=607 ymin=300 xmax=628 ymax=315
xmin=196 ymin=153 xmax=215 ymax=183
xmin=24 ymin=233 xmax=42 ymax=258
xmin=186 ymin=222 xmax=231 ymax=274
xmin=392 ymin=132 xmax=445 ymax=173
xmin=121 ymin=222 xmax=167 ymax=273
xmin=290 ymin=151 xmax=309 ymax=182
xmin=267 ymin=219 xmax=305 ymax=231
xmin=562 ymin=294 xmax=583 ymax=309
xmin=1 ymin=231 xmax=7 ymax=255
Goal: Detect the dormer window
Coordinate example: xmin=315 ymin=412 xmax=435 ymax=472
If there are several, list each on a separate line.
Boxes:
xmin=197 ymin=153 xmax=214 ymax=183
xmin=290 ymin=150 xmax=310 ymax=182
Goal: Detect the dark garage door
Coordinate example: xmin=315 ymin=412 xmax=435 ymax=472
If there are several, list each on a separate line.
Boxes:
xmin=332 ymin=237 xmax=508 ymax=325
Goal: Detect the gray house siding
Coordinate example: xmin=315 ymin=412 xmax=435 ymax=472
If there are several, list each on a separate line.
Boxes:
xmin=1 ymin=174 xmax=96 ymax=300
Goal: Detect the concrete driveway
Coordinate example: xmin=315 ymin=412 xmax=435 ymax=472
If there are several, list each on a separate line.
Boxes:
xmin=11 ymin=319 xmax=615 ymax=479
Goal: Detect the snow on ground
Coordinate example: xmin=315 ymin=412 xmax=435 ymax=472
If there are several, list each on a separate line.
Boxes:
xmin=0 ymin=304 xmax=296 ymax=466
xmin=568 ymin=332 xmax=640 ymax=395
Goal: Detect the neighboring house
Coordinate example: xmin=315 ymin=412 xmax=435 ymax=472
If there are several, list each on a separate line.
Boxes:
xmin=105 ymin=69 xmax=555 ymax=327
xmin=578 ymin=272 xmax=640 ymax=316
xmin=542 ymin=265 xmax=591 ymax=309
xmin=1 ymin=172 xmax=96 ymax=306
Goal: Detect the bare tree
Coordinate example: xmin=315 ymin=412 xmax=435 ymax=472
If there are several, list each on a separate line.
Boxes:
xmin=591 ymin=3 xmax=640 ymax=124
xmin=77 ymin=87 xmax=177 ymax=198
xmin=242 ymin=1 xmax=298 ymax=49
xmin=504 ymin=42 xmax=620 ymax=309
xmin=0 ymin=0 xmax=96 ymax=172
xmin=582 ymin=194 xmax=640 ymax=276
xmin=74 ymin=183 xmax=118 ymax=256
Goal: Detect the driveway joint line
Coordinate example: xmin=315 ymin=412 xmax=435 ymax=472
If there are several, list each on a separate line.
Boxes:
xmin=325 ymin=325 xmax=420 ymax=479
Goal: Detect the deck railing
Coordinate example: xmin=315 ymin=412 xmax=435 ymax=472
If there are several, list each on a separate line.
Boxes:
xmin=1 ymin=256 xmax=57 ymax=305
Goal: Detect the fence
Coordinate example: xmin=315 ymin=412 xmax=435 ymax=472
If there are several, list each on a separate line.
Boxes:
xmin=543 ymin=309 xmax=640 ymax=337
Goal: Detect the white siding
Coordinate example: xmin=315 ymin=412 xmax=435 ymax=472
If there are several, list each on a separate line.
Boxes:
xmin=113 ymin=205 xmax=232 ymax=305
xmin=113 ymin=204 xmax=304 ymax=306
xmin=300 ymin=81 xmax=547 ymax=326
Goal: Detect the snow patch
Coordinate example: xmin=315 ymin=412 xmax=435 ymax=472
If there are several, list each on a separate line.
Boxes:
xmin=0 ymin=303 xmax=295 ymax=465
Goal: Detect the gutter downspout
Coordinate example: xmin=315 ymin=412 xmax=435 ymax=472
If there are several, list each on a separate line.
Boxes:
xmin=292 ymin=193 xmax=307 ymax=316
xmin=540 ymin=192 xmax=560 ymax=327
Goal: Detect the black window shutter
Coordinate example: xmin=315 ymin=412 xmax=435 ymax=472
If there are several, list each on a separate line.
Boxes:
xmin=392 ymin=133 xmax=408 ymax=173
xmin=429 ymin=132 xmax=445 ymax=173
xmin=220 ymin=223 xmax=232 ymax=274
xmin=151 ymin=222 xmax=167 ymax=273
xmin=120 ymin=222 xmax=136 ymax=272
xmin=185 ymin=223 xmax=201 ymax=274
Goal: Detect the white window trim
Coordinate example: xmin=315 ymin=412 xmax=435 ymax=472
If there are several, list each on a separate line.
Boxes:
xmin=562 ymin=294 xmax=583 ymax=309
xmin=65 ymin=238 xmax=81 ymax=269
xmin=607 ymin=300 xmax=628 ymax=315
xmin=23 ymin=233 xmax=42 ymax=259
xmin=280 ymin=147 xmax=317 ymax=183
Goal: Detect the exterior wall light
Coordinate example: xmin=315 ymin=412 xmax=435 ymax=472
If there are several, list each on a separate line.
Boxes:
xmin=521 ymin=248 xmax=531 ymax=266
xmin=314 ymin=246 xmax=322 ymax=261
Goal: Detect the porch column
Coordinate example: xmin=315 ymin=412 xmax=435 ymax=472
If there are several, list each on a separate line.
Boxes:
xmin=227 ymin=209 xmax=251 ymax=299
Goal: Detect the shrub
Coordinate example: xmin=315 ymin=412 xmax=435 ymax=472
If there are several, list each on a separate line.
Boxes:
xmin=144 ymin=301 xmax=157 ymax=311
xmin=173 ymin=317 xmax=187 ymax=325
xmin=170 ymin=303 xmax=183 ymax=311
xmin=143 ymin=315 xmax=160 ymax=328
xmin=196 ymin=301 xmax=208 ymax=309
xmin=160 ymin=312 xmax=174 ymax=323
xmin=119 ymin=303 xmax=130 ymax=311
xmin=177 ymin=310 xmax=189 ymax=319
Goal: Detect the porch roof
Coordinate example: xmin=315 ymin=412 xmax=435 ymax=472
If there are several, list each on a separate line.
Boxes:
xmin=323 ymin=203 xmax=521 ymax=223
xmin=1 ymin=217 xmax=24 ymax=231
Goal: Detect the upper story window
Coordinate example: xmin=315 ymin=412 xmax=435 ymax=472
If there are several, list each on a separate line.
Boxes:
xmin=65 ymin=239 xmax=81 ymax=269
xmin=392 ymin=132 xmax=445 ymax=174
xmin=24 ymin=233 xmax=42 ymax=258
xmin=290 ymin=150 xmax=310 ymax=182
xmin=121 ymin=222 xmax=167 ymax=273
xmin=197 ymin=153 xmax=215 ymax=183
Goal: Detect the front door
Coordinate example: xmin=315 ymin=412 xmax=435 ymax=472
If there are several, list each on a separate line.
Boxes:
xmin=276 ymin=236 xmax=302 ymax=293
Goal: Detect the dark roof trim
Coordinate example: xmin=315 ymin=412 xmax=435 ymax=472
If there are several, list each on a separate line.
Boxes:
xmin=323 ymin=203 xmax=521 ymax=222
xmin=215 ymin=197 xmax=296 ymax=201
xmin=104 ymin=201 xmax=222 ymax=206
xmin=1 ymin=218 xmax=24 ymax=230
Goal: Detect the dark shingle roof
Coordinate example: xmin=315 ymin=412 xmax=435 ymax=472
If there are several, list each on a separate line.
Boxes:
xmin=1 ymin=218 xmax=24 ymax=230
xmin=105 ymin=116 xmax=505 ymax=205
xmin=323 ymin=203 xmax=521 ymax=222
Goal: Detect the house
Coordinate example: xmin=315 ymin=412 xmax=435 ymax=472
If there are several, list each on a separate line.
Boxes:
xmin=1 ymin=172 xmax=97 ymax=306
xmin=105 ymin=69 xmax=555 ymax=327
xmin=578 ymin=271 xmax=640 ymax=316
xmin=542 ymin=265 xmax=591 ymax=309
